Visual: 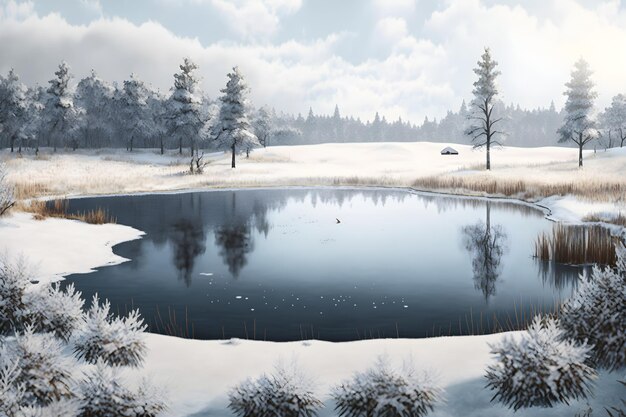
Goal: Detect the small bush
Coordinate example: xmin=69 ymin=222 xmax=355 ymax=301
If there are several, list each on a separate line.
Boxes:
xmin=486 ymin=316 xmax=597 ymax=410
xmin=0 ymin=163 xmax=15 ymax=216
xmin=229 ymin=362 xmax=322 ymax=417
xmin=332 ymin=357 xmax=443 ymax=417
xmin=0 ymin=328 xmax=74 ymax=406
xmin=24 ymin=283 xmax=84 ymax=341
xmin=74 ymin=295 xmax=147 ymax=367
xmin=0 ymin=256 xmax=30 ymax=334
xmin=560 ymin=243 xmax=626 ymax=371
xmin=78 ymin=361 xmax=166 ymax=417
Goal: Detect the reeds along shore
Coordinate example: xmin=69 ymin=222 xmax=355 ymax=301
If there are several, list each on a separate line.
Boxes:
xmin=23 ymin=198 xmax=115 ymax=224
xmin=534 ymin=223 xmax=618 ymax=266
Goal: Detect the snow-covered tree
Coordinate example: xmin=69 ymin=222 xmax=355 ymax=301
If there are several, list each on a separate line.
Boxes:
xmin=253 ymin=106 xmax=273 ymax=148
xmin=228 ymin=361 xmax=322 ymax=417
xmin=76 ymin=70 xmax=114 ymax=149
xmin=24 ymin=283 xmax=84 ymax=341
xmin=117 ymin=74 xmax=154 ymax=152
xmin=0 ymin=69 xmax=29 ymax=153
xmin=465 ymin=48 xmax=504 ymax=170
xmin=0 ymin=256 xmax=30 ymax=334
xmin=332 ymin=356 xmax=443 ymax=417
xmin=0 ymin=328 xmax=74 ymax=406
xmin=212 ymin=66 xmax=260 ymax=168
xmin=0 ymin=163 xmax=15 ymax=217
xmin=166 ymin=58 xmax=208 ymax=157
xmin=600 ymin=94 xmax=626 ymax=148
xmin=41 ymin=62 xmax=82 ymax=151
xmin=560 ymin=242 xmax=626 ymax=371
xmin=557 ymin=59 xmax=599 ymax=167
xmin=74 ymin=295 xmax=147 ymax=367
xmin=78 ymin=361 xmax=166 ymax=417
xmin=485 ymin=316 xmax=597 ymax=410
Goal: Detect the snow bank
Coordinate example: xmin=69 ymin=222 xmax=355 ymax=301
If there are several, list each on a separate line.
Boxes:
xmin=0 ymin=212 xmax=143 ymax=284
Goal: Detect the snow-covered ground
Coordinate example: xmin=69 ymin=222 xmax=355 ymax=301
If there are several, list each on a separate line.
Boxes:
xmin=2 ymin=143 xmax=625 ymax=222
xmin=1 ymin=143 xmax=625 ymax=415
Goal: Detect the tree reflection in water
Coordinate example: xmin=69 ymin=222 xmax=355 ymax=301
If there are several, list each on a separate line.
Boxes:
xmin=171 ymin=219 xmax=206 ymax=287
xmin=214 ymin=224 xmax=254 ymax=278
xmin=461 ymin=202 xmax=508 ymax=301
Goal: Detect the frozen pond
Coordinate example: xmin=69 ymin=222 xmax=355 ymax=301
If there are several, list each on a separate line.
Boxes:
xmin=63 ymin=188 xmax=583 ymax=341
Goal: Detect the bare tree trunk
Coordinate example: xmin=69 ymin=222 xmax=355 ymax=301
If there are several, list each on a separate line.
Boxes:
xmin=10 ymin=137 xmax=14 ymax=153
xmin=231 ymin=144 xmax=236 ymax=168
xmin=179 ymin=137 xmax=182 ymax=155
xmin=160 ymin=135 xmax=164 ymax=155
xmin=246 ymin=148 xmax=250 ymax=158
xmin=578 ymin=141 xmax=583 ymax=167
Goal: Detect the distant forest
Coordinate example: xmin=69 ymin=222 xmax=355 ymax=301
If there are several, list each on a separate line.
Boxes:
xmin=1 ymin=63 xmax=622 ymax=153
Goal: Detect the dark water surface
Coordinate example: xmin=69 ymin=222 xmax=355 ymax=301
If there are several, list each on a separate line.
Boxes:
xmin=63 ymin=188 xmax=582 ymax=341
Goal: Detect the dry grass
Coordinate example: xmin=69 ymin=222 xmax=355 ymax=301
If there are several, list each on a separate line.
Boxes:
xmin=23 ymin=199 xmax=116 ymax=224
xmin=534 ymin=224 xmax=619 ymax=266
xmin=14 ymin=181 xmax=54 ymax=200
xmin=582 ymin=212 xmax=626 ymax=227
xmin=412 ymin=175 xmax=626 ymax=202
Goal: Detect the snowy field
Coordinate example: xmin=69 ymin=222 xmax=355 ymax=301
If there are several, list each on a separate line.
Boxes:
xmin=1 ymin=142 xmax=625 ymax=416
xmin=2 ymin=142 xmax=626 ymax=224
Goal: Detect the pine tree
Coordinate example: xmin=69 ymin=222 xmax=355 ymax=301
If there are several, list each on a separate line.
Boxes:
xmin=76 ymin=70 xmax=114 ymax=149
xmin=117 ymin=74 xmax=154 ymax=152
xmin=212 ymin=66 xmax=259 ymax=168
xmin=557 ymin=58 xmax=598 ymax=167
xmin=42 ymin=62 xmax=82 ymax=151
xmin=465 ymin=47 xmax=504 ymax=170
xmin=0 ymin=69 xmax=29 ymax=153
xmin=253 ymin=106 xmax=273 ymax=148
xmin=166 ymin=58 xmax=207 ymax=157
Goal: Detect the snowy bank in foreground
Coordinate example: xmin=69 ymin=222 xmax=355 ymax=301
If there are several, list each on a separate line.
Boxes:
xmin=138 ymin=333 xmax=621 ymax=417
xmin=0 ymin=212 xmax=143 ymax=284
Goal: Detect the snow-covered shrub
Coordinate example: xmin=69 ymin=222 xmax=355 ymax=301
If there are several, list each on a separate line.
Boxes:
xmin=485 ymin=316 xmax=597 ymax=410
xmin=332 ymin=357 xmax=443 ymax=417
xmin=23 ymin=283 xmax=84 ymax=341
xmin=0 ymin=358 xmax=24 ymax=417
xmin=0 ymin=256 xmax=30 ymax=334
xmin=228 ymin=362 xmax=322 ymax=417
xmin=18 ymin=400 xmax=81 ymax=417
xmin=74 ymin=295 xmax=147 ymax=367
xmin=0 ymin=163 xmax=15 ymax=217
xmin=0 ymin=328 xmax=74 ymax=406
xmin=561 ymin=243 xmax=626 ymax=371
xmin=78 ymin=361 xmax=166 ymax=417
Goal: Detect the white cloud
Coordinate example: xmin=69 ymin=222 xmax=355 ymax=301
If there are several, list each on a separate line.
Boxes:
xmin=372 ymin=0 xmax=416 ymax=16
xmin=1 ymin=0 xmax=626 ymax=125
xmin=209 ymin=0 xmax=302 ymax=38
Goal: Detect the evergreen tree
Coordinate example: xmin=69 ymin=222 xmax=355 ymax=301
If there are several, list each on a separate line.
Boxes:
xmin=252 ymin=106 xmax=273 ymax=148
xmin=166 ymin=58 xmax=207 ymax=157
xmin=557 ymin=58 xmax=598 ymax=167
xmin=465 ymin=47 xmax=504 ymax=170
xmin=42 ymin=62 xmax=82 ymax=151
xmin=0 ymin=69 xmax=29 ymax=153
xmin=117 ymin=74 xmax=154 ymax=152
xmin=76 ymin=70 xmax=114 ymax=149
xmin=600 ymin=94 xmax=626 ymax=148
xmin=212 ymin=67 xmax=259 ymax=168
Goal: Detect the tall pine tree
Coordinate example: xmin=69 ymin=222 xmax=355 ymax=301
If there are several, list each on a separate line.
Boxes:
xmin=212 ymin=66 xmax=259 ymax=168
xmin=465 ymin=47 xmax=504 ymax=170
xmin=557 ymin=58 xmax=598 ymax=167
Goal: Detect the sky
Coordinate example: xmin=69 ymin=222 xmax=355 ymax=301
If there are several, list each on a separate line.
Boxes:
xmin=0 ymin=0 xmax=625 ymax=124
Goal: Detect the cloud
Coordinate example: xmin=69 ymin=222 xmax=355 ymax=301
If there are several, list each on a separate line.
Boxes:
xmin=372 ymin=0 xmax=416 ymax=16
xmin=0 ymin=0 xmax=625 ymax=125
xmin=209 ymin=0 xmax=302 ymax=38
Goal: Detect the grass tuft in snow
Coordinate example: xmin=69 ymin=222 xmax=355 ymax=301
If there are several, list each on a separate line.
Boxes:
xmin=22 ymin=199 xmax=116 ymax=224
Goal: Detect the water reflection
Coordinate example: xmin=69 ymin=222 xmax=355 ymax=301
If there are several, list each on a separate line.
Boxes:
xmin=461 ymin=203 xmax=508 ymax=301
xmin=171 ymin=220 xmax=206 ymax=287
xmin=536 ymin=260 xmax=585 ymax=291
xmin=214 ymin=224 xmax=254 ymax=278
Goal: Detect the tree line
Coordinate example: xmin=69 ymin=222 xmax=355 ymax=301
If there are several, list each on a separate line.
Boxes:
xmin=1 ymin=55 xmax=625 ymax=169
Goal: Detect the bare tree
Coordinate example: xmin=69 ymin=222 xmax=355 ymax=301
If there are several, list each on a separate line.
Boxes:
xmin=0 ymin=163 xmax=15 ymax=216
